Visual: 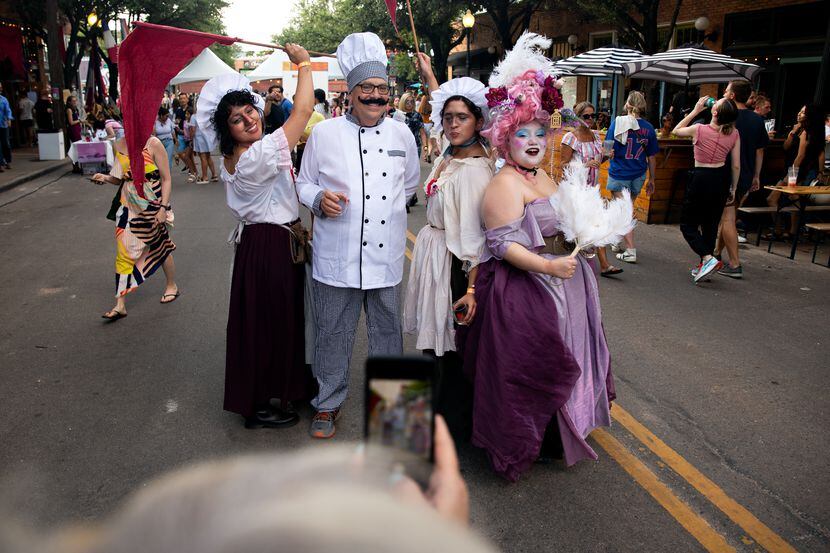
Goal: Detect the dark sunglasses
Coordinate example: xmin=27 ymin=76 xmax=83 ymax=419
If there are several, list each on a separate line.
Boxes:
xmin=581 ymin=113 xmax=596 ymax=120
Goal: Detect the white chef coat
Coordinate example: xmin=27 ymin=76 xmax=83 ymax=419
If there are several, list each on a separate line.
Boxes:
xmin=296 ymin=114 xmax=420 ymax=289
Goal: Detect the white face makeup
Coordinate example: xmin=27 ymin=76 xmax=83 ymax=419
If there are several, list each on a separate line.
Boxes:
xmin=508 ymin=120 xmax=548 ymax=168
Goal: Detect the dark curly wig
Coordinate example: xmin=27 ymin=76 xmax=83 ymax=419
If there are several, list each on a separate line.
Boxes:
xmin=210 ymin=89 xmax=263 ymax=157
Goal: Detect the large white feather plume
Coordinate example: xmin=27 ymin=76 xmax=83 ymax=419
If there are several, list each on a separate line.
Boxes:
xmin=549 ymin=162 xmax=637 ymax=255
xmin=488 ymin=32 xmax=557 ymax=88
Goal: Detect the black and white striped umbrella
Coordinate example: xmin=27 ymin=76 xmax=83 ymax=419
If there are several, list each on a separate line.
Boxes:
xmin=620 ymin=47 xmax=762 ymax=86
xmin=553 ymin=47 xmax=646 ymax=77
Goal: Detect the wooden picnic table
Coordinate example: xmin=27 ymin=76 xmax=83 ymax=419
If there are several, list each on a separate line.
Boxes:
xmin=764 ymin=185 xmax=830 ymax=259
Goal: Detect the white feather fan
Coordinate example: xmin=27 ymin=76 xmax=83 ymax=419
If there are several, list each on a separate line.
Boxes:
xmin=488 ymin=32 xmax=557 ymax=88
xmin=549 ymin=162 xmax=637 ymax=256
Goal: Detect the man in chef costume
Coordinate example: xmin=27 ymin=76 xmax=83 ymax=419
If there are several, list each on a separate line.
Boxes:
xmin=296 ymin=32 xmax=420 ymax=439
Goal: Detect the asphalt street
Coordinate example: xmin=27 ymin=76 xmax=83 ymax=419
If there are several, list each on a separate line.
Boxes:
xmin=0 ymin=160 xmax=828 ymax=552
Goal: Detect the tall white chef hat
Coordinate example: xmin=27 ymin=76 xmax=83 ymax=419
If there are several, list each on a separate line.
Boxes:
xmin=429 ymin=77 xmax=490 ymax=133
xmin=194 ymin=73 xmax=265 ymax=151
xmin=337 ymin=32 xmax=389 ymax=91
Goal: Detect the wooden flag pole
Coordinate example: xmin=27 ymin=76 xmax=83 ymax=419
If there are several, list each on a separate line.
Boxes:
xmin=235 ymin=38 xmax=336 ymax=58
xmin=404 ymin=0 xmax=421 ymax=55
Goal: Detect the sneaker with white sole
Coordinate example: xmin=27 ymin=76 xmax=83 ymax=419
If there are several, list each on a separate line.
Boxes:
xmin=694 ymin=257 xmax=721 ymax=283
xmin=717 ymin=264 xmax=743 ymax=279
xmin=310 ymin=409 xmax=340 ymax=439
xmin=610 ymin=243 xmax=623 ymax=253
xmin=616 ymin=249 xmax=637 ymax=263
xmin=737 ymin=235 xmax=747 ymax=244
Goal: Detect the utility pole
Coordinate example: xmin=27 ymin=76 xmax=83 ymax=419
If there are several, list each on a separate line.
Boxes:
xmin=46 ymin=0 xmax=66 ymax=132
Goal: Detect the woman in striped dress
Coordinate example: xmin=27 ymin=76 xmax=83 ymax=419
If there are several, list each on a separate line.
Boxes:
xmin=92 ymin=135 xmax=179 ymax=320
xmin=560 ymin=101 xmax=620 ymax=276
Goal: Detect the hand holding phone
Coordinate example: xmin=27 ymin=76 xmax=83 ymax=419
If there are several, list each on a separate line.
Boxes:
xmin=390 ymin=415 xmax=470 ymax=526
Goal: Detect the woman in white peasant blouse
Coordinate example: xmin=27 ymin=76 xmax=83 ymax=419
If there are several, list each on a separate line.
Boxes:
xmin=196 ymin=44 xmax=316 ymax=430
xmin=403 ymin=53 xmax=494 ymax=442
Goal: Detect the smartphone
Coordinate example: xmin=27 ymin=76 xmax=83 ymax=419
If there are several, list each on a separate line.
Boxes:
xmin=364 ymin=356 xmax=436 ymax=482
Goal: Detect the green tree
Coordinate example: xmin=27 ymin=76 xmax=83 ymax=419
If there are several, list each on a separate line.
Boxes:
xmin=16 ymin=0 xmax=232 ymax=101
xmin=572 ymin=0 xmax=683 ymax=54
xmin=276 ymin=0 xmax=469 ymax=84
xmin=475 ymin=0 xmax=547 ymax=52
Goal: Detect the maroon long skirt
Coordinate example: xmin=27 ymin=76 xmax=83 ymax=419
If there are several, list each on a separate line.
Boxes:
xmin=224 ymin=223 xmax=317 ymax=417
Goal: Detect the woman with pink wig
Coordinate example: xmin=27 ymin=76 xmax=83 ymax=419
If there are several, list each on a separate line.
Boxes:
xmin=457 ymin=33 xmax=615 ymax=481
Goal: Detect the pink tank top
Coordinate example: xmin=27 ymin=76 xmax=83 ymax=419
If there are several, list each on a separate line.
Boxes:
xmin=693 ymin=123 xmax=738 ymax=164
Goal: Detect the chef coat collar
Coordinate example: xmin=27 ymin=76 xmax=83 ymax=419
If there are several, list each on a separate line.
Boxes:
xmin=345 ymin=111 xmax=385 ymax=128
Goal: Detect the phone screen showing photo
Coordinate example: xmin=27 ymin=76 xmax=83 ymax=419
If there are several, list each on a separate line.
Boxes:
xmin=366 ymin=378 xmax=432 ymax=461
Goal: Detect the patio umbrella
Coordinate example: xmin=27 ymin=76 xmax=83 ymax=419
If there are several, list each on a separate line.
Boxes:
xmin=620 ymin=46 xmax=762 ymax=89
xmin=553 ymin=47 xmax=646 ymax=115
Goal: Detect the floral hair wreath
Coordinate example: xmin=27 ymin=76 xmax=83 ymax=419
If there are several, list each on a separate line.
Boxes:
xmin=485 ymin=70 xmax=565 ymax=120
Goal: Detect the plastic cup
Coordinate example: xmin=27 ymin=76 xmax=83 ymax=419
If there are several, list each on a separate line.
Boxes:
xmin=787 ymin=167 xmax=798 ymax=187
xmin=602 ymin=139 xmax=614 ymax=157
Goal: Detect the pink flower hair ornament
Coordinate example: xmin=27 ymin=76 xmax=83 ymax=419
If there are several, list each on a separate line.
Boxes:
xmin=482 ymin=69 xmax=565 ymax=157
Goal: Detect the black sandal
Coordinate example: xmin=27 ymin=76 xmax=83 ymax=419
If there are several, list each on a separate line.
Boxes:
xmin=102 ymin=309 xmax=127 ymax=321
xmin=600 ymin=266 xmax=624 ymax=277
xmin=160 ymin=291 xmax=181 ymax=304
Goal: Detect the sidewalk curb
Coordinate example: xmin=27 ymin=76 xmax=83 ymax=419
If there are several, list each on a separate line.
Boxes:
xmin=0 ymin=161 xmax=71 ymax=194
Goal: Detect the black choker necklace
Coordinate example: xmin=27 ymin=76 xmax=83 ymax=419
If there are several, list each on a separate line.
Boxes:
xmin=509 ymin=161 xmax=539 ymax=177
xmin=443 ymin=136 xmax=479 ymax=158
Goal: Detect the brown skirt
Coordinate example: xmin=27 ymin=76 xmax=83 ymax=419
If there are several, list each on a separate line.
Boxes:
xmin=224 ymin=223 xmax=317 ymax=417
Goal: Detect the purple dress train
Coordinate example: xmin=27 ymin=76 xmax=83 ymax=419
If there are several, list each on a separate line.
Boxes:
xmin=457 ymin=198 xmax=615 ymax=481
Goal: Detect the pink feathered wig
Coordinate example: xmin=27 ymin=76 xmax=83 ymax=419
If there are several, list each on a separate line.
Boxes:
xmin=481 ymin=69 xmax=563 ymax=158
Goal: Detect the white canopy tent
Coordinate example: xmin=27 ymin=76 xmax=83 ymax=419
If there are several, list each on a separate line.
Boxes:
xmin=170 ymin=48 xmax=238 ymax=85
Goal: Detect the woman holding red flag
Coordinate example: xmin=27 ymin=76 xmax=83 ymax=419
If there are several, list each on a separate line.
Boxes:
xmin=195 ymin=44 xmax=317 ymax=429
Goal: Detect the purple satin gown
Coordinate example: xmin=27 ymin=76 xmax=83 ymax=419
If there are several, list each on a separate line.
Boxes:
xmin=457 ymin=198 xmax=615 ymax=481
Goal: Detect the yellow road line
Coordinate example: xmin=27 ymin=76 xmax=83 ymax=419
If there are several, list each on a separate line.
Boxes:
xmin=610 ymin=405 xmax=797 ymax=553
xmin=405 ymin=247 xmax=413 ymax=260
xmin=593 ymin=428 xmax=736 ymax=553
xmin=406 ymin=226 xmax=791 ymax=551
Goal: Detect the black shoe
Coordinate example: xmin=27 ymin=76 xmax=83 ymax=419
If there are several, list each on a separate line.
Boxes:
xmin=244 ymin=407 xmax=299 ymax=429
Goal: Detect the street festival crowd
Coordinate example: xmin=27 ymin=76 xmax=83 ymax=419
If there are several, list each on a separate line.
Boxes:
xmin=8 ymin=27 xmax=824 ymax=551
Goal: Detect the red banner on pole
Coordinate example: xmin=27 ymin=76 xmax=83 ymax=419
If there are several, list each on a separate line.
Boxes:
xmin=118 ymin=22 xmax=234 ymax=194
xmin=384 ymin=0 xmax=398 ymax=32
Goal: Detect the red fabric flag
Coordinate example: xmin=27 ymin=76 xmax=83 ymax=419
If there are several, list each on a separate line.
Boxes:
xmin=118 ymin=22 xmax=234 ymax=195
xmin=384 ymin=0 xmax=398 ymax=32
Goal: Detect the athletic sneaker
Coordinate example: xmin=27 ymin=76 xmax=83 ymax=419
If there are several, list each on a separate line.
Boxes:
xmin=717 ymin=264 xmax=743 ymax=279
xmin=694 ymin=257 xmax=721 ymax=283
xmin=737 ymin=235 xmax=748 ymax=244
xmin=616 ymin=248 xmax=637 ymax=263
xmin=610 ymin=243 xmax=622 ymax=253
xmin=691 ymin=264 xmax=711 ymax=282
xmin=310 ymin=409 xmax=339 ymax=439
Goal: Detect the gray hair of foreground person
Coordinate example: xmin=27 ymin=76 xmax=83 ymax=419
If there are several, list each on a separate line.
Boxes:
xmin=4 ymin=438 xmax=496 ymax=552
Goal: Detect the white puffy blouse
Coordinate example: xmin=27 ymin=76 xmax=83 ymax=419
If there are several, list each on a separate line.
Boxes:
xmin=220 ymin=128 xmax=299 ymax=225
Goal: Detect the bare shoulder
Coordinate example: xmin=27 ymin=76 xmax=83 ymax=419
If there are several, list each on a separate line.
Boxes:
xmin=482 ymin=171 xmax=525 ymax=228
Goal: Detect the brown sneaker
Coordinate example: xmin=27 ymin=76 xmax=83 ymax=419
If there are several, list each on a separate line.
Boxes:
xmin=309 ymin=409 xmax=339 ymax=439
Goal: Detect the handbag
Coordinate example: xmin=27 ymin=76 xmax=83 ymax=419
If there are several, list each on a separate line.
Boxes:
xmin=283 ymin=219 xmax=312 ymax=265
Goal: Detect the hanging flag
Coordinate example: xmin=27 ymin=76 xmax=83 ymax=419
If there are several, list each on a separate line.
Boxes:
xmin=384 ymin=0 xmax=398 ymax=32
xmin=118 ymin=22 xmax=234 ymax=194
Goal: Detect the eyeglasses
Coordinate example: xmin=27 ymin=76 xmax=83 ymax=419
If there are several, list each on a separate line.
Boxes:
xmin=358 ymin=83 xmax=391 ymax=95
xmin=581 ymin=114 xmax=596 ymax=120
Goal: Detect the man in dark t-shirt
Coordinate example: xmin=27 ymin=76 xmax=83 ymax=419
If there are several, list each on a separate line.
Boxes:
xmin=34 ymin=90 xmax=55 ymax=132
xmin=716 ymin=80 xmax=769 ymax=278
xmin=263 ymin=84 xmax=287 ymax=134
